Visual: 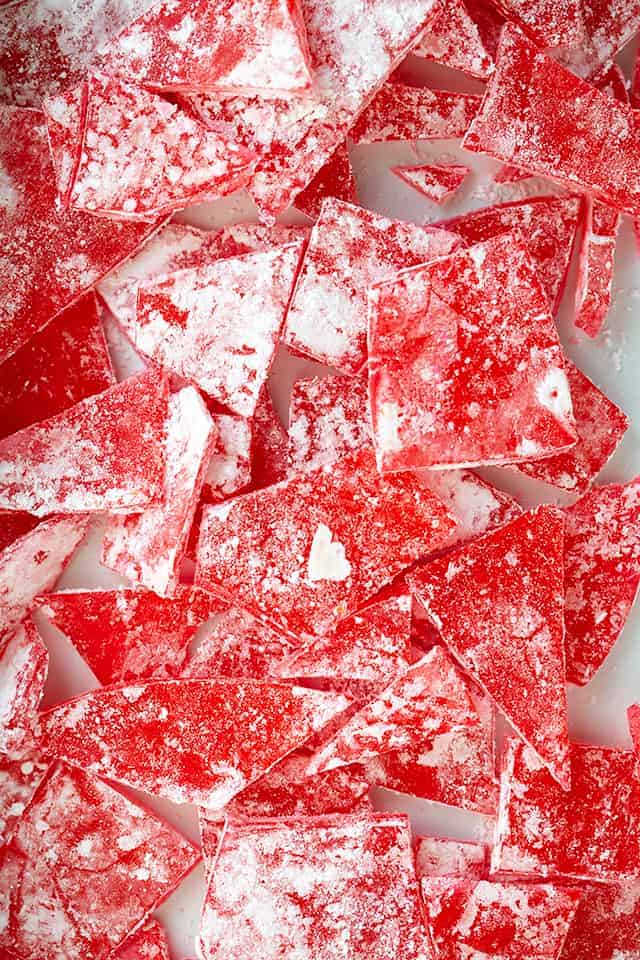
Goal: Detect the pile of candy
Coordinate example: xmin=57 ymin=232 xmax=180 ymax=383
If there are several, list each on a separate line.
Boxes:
xmin=1 ymin=1 xmax=640 ymax=958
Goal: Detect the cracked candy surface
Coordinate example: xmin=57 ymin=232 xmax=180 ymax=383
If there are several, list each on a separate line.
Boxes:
xmin=493 ymin=738 xmax=640 ymax=883
xmin=412 ymin=0 xmax=493 ymax=78
xmin=38 ymin=679 xmax=348 ymax=807
xmin=0 ymin=762 xmax=198 ymax=960
xmin=560 ymin=879 xmax=640 ymax=960
xmin=294 ymin=141 xmax=357 ymax=220
xmin=36 ymin=586 xmax=220 ymax=686
xmin=350 ymin=82 xmax=481 ymax=144
xmin=114 ymin=918 xmax=170 ymax=960
xmin=284 ymin=199 xmax=459 ymax=374
xmin=197 ymin=813 xmax=431 ymax=960
xmin=563 ymin=478 xmax=640 ymax=685
xmin=392 ymin=163 xmax=471 ymax=204
xmin=0 ymin=620 xmax=48 ymax=754
xmin=0 ymin=367 xmax=169 ymax=517
xmin=195 ymin=447 xmax=457 ymax=639
xmin=415 ymin=836 xmax=487 ymax=880
xmin=368 ymin=236 xmax=577 ymax=472
xmin=134 ymin=242 xmax=302 ymax=416
xmin=408 ymin=506 xmax=570 ymax=788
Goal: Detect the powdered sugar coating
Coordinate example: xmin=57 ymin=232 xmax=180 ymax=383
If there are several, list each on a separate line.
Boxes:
xmin=251 ymin=386 xmax=288 ymax=490
xmin=0 ymin=750 xmax=49 ymax=846
xmin=392 ymin=163 xmax=471 ymax=204
xmin=0 ymin=620 xmax=48 ymax=754
xmin=288 ymin=375 xmax=370 ymax=473
xmin=421 ymin=469 xmax=522 ymax=547
xmin=560 ymin=878 xmax=640 ymax=960
xmin=412 ymin=0 xmax=493 ymax=79
xmin=350 ymin=82 xmax=481 ymax=144
xmin=202 ymin=414 xmax=253 ymax=502
xmin=114 ymin=918 xmax=170 ymax=960
xmin=415 ymin=835 xmax=487 ymax=879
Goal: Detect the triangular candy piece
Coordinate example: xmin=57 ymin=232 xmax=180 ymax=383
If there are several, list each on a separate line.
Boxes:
xmin=0 ymin=762 xmax=199 ymax=960
xmin=392 ymin=162 xmax=470 ymax=204
xmin=421 ymin=470 xmax=522 ymax=548
xmin=493 ymin=738 xmax=640 ymax=883
xmin=103 ymin=0 xmax=313 ymax=97
xmin=38 ymin=679 xmax=349 ymax=807
xmin=44 ymin=82 xmax=85 ymax=205
xmin=0 ymin=750 xmax=49 ymax=847
xmin=197 ymin=814 xmax=430 ymax=960
xmin=560 ymin=879 xmax=640 ymax=960
xmin=408 ymin=505 xmax=571 ymax=788
xmin=412 ymin=0 xmax=493 ymax=78
xmin=0 ymin=619 xmax=48 ymax=754
xmin=101 ymin=387 xmax=216 ymax=596
xmin=132 ymin=242 xmax=302 ymax=417
xmin=368 ymin=236 xmax=577 ymax=472
xmin=35 ymin=586 xmax=221 ymax=686
xmin=0 ymin=105 xmax=159 ymax=363
xmin=114 ymin=919 xmax=170 ymax=960
xmin=350 ymin=82 xmax=481 ymax=144
xmin=195 ymin=447 xmax=457 ymax=639
xmin=284 ymin=198 xmax=459 ymax=374
xmin=44 ymin=72 xmax=256 ymax=221
xmin=415 ymin=835 xmax=487 ymax=880
xmin=563 ymin=477 xmax=640 ymax=685
xmin=0 ymin=368 xmax=169 ymax=517
xmin=306 ymin=646 xmax=480 ymax=774
xmin=205 ymin=222 xmax=311 ymax=260
xmin=294 ymin=141 xmax=357 ymax=220
xmin=251 ymin=386 xmax=288 ymax=490
xmin=422 ymin=877 xmax=582 ymax=960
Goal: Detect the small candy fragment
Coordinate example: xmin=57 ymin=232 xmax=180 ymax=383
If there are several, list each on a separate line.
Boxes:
xmin=391 ymin=163 xmax=471 ymax=204
xmin=195 ymin=447 xmax=457 ymax=639
xmin=368 ymin=236 xmax=577 ymax=472
xmin=408 ymin=506 xmax=570 ymax=788
xmin=412 ymin=0 xmax=494 ymax=79
xmin=101 ymin=387 xmax=216 ymax=596
xmin=288 ymin=375 xmax=370 ymax=473
xmin=463 ymin=26 xmax=640 ymax=218
xmin=39 ymin=679 xmax=349 ymax=807
xmin=201 ymin=414 xmax=253 ymax=503
xmin=422 ymin=877 xmax=583 ymax=960
xmin=493 ymin=738 xmax=640 ymax=883
xmin=114 ymin=919 xmax=170 ymax=960
xmin=0 ymin=750 xmax=49 ymax=846
xmin=512 ymin=362 xmax=629 ymax=495
xmin=414 ymin=835 xmax=487 ymax=880
xmin=294 ymin=141 xmax=357 ymax=220
xmin=36 ymin=586 xmax=220 ymax=685
xmin=0 ymin=620 xmax=48 ymax=753
xmin=563 ymin=477 xmax=640 ymax=685
xmin=0 ymin=367 xmax=169 ymax=517
xmin=284 ymin=198 xmax=459 ymax=374
xmin=133 ymin=242 xmax=302 ymax=416
xmin=560 ymin=879 xmax=640 ymax=960
xmin=197 ymin=813 xmax=431 ymax=960
xmin=0 ymin=516 xmax=89 ymax=635
xmin=349 ymin=83 xmax=481 ymax=144
xmin=306 ymin=646 xmax=480 ymax=774
xmin=251 ymin=387 xmax=288 ymax=490
xmin=102 ymin=0 xmax=313 ymax=96
xmin=0 ymin=762 xmax=199 ymax=960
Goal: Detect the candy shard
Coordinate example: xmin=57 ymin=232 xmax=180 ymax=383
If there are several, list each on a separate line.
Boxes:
xmin=349 ymin=83 xmax=481 ymax=144
xmin=414 ymin=835 xmax=487 ymax=880
xmin=421 ymin=469 xmax=522 ymax=547
xmin=0 ymin=750 xmax=49 ymax=847
xmin=368 ymin=236 xmax=577 ymax=472
xmin=559 ymin=878 xmax=640 ymax=960
xmin=195 ymin=447 xmax=457 ymax=639
xmin=408 ymin=505 xmax=571 ymax=789
xmin=294 ymin=140 xmax=357 ymax=220
xmin=133 ymin=242 xmax=302 ymax=417
xmin=284 ymin=198 xmax=459 ymax=374
xmin=288 ymin=374 xmax=370 ymax=474
xmin=391 ymin=163 xmax=471 ymax=204
xmin=38 ymin=679 xmax=349 ymax=807
xmin=251 ymin=387 xmax=288 ymax=490
xmin=0 ymin=620 xmax=48 ymax=754
xmin=412 ymin=0 xmax=494 ymax=79
xmin=114 ymin=919 xmax=170 ymax=960
xmin=0 ymin=367 xmax=169 ymax=517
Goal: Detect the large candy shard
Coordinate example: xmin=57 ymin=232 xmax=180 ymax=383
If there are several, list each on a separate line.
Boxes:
xmin=133 ymin=243 xmax=302 ymax=416
xmin=195 ymin=447 xmax=457 ymax=639
xmin=101 ymin=387 xmax=216 ymax=596
xmin=415 ymin=835 xmax=487 ymax=880
xmin=0 ymin=620 xmax=48 ymax=754
xmin=0 ymin=762 xmax=199 ymax=960
xmin=197 ymin=814 xmax=431 ymax=960
xmin=422 ymin=877 xmax=582 ymax=960
xmin=294 ymin=141 xmax=357 ymax=220
xmin=463 ymin=26 xmax=640 ymax=218
xmin=349 ymin=83 xmax=481 ymax=144
xmin=391 ymin=163 xmax=471 ymax=204
xmin=560 ymin=879 xmax=640 ymax=960
xmin=284 ymin=199 xmax=459 ymax=374
xmin=408 ymin=506 xmax=570 ymax=788
xmin=368 ymin=236 xmax=577 ymax=473
xmin=102 ymin=0 xmax=313 ymax=97
xmin=0 ymin=105 xmax=158 ymax=364
xmin=563 ymin=478 xmax=640 ymax=685
xmin=493 ymin=738 xmax=640 ymax=883
xmin=114 ymin=919 xmax=170 ymax=960
xmin=38 ymin=679 xmax=348 ymax=807
xmin=412 ymin=0 xmax=493 ymax=79
xmin=36 ymin=587 xmax=219 ymax=686
xmin=0 ymin=368 xmax=169 ymax=517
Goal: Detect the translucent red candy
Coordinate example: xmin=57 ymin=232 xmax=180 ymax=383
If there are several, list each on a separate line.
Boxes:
xmin=560 ymin=879 xmax=640 ymax=960
xmin=421 ymin=470 xmax=522 ymax=548
xmin=114 ymin=919 xmax=170 ymax=960
xmin=415 ymin=836 xmax=487 ymax=880
xmin=391 ymin=163 xmax=471 ymax=205
xmin=349 ymin=83 xmax=482 ymax=144
xmin=412 ymin=0 xmax=494 ymax=79
xmin=251 ymin=387 xmax=288 ymax=490
xmin=200 ymin=414 xmax=253 ymax=503
xmin=294 ymin=141 xmax=357 ymax=220
xmin=0 ymin=620 xmax=48 ymax=754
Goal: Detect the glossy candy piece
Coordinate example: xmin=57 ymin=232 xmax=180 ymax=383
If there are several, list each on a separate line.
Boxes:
xmin=37 ymin=586 xmax=220 ymax=686
xmin=559 ymin=879 xmax=640 ymax=960
xmin=306 ymin=646 xmax=480 ymax=774
xmin=408 ymin=506 xmax=571 ymax=788
xmin=294 ymin=140 xmax=357 ymax=220
xmin=513 ymin=362 xmax=629 ymax=495
xmin=422 ymin=877 xmax=583 ymax=960
xmin=0 ymin=762 xmax=199 ymax=960
xmin=114 ymin=919 xmax=170 ymax=960
xmin=38 ymin=679 xmax=348 ymax=807
xmin=0 ymin=751 xmax=49 ymax=847
xmin=391 ymin=163 xmax=471 ymax=204
xmin=102 ymin=0 xmax=313 ymax=96
xmin=0 ymin=514 xmax=39 ymax=554
xmin=187 ymin=1 xmax=441 ymax=219
xmin=0 ymin=367 xmax=169 ymax=517
xmin=349 ymin=83 xmax=481 ymax=144
xmin=463 ymin=26 xmax=640 ymax=218
xmin=133 ymin=242 xmax=302 ymax=417
xmin=284 ymin=198 xmax=459 ymax=374
xmin=251 ymin=387 xmax=288 ymax=490
xmin=368 ymin=236 xmax=577 ymax=473
xmin=0 ymin=105 xmax=158 ymax=364
xmin=195 ymin=446 xmax=457 ymax=639
xmin=414 ymin=835 xmax=487 ymax=880
xmin=563 ymin=477 xmax=640 ymax=685
xmin=412 ymin=0 xmax=493 ymax=79
xmin=0 ymin=620 xmax=48 ymax=754
xmin=101 ymin=387 xmax=216 ymax=596
xmin=493 ymin=738 xmax=640 ymax=883
xmin=197 ymin=813 xmax=431 ymax=960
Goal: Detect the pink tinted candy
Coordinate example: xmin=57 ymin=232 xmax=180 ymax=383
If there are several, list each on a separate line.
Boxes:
xmin=414 ymin=835 xmax=487 ymax=880
xmin=201 ymin=414 xmax=253 ymax=503
xmin=560 ymin=879 xmax=640 ymax=960
xmin=391 ymin=163 xmax=471 ymax=204
xmin=350 ymin=83 xmax=481 ymax=144
xmin=287 ymin=375 xmax=370 ymax=473
xmin=0 ymin=750 xmax=49 ymax=846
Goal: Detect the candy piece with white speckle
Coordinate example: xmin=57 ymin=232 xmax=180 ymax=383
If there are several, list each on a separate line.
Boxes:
xmin=114 ymin=918 xmax=170 ymax=960
xmin=294 ymin=141 xmax=357 ymax=220
xmin=412 ymin=0 xmax=494 ymax=79
xmin=0 ymin=619 xmax=48 ymax=754
xmin=391 ymin=162 xmax=471 ymax=204
xmin=415 ymin=835 xmax=487 ymax=880
xmin=560 ymin=877 xmax=640 ymax=960
xmin=0 ymin=750 xmax=49 ymax=848
xmin=350 ymin=83 xmax=481 ymax=144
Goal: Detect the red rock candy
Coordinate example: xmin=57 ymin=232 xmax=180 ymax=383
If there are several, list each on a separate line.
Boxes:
xmin=391 ymin=163 xmax=471 ymax=204
xmin=414 ymin=835 xmax=487 ymax=880
xmin=350 ymin=83 xmax=481 ymax=144
xmin=412 ymin=0 xmax=494 ymax=79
